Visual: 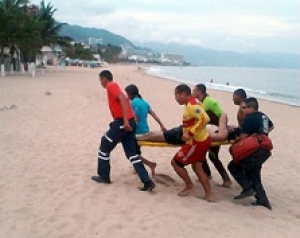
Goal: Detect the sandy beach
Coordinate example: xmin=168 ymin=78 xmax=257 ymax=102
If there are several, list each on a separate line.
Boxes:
xmin=0 ymin=65 xmax=299 ymax=238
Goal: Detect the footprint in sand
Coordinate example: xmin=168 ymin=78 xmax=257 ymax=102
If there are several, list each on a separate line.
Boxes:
xmin=152 ymin=173 xmax=178 ymax=187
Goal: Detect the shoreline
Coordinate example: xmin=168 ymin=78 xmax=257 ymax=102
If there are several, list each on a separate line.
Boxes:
xmin=140 ymin=64 xmax=300 ymax=108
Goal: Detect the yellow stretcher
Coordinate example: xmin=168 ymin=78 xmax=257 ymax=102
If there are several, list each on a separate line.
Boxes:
xmin=138 ymin=140 xmax=234 ymax=148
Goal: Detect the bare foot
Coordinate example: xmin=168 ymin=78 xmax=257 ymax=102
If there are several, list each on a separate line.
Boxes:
xmin=178 ymin=186 xmax=195 ymax=196
xmin=202 ymin=194 xmax=215 ymax=203
xmin=221 ymin=180 xmax=232 ymax=188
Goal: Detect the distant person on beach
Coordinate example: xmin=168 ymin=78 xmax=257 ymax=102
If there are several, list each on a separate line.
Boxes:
xmin=227 ymin=97 xmax=274 ymax=210
xmin=91 ymin=70 xmax=155 ymax=191
xmin=171 ymin=84 xmax=213 ymax=201
xmin=125 ymin=84 xmax=167 ymax=175
xmin=193 ymin=84 xmax=232 ymax=187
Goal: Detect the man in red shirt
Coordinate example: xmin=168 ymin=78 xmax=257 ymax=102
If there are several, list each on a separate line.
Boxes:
xmin=91 ymin=70 xmax=155 ymax=191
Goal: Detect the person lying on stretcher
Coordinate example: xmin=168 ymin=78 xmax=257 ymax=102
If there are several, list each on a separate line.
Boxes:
xmin=136 ymin=113 xmax=229 ymax=144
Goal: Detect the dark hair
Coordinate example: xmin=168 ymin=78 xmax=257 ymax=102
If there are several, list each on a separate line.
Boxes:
xmin=195 ymin=83 xmax=206 ymax=94
xmin=244 ymin=97 xmax=259 ymax=110
xmin=234 ymin=88 xmax=247 ymax=99
xmin=125 ymin=84 xmax=141 ymax=98
xmin=175 ymin=84 xmax=191 ymax=95
xmin=99 ymin=70 xmax=113 ymax=81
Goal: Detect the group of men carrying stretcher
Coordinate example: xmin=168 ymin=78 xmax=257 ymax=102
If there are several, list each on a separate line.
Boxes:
xmin=92 ymin=70 xmax=273 ymax=210
xmin=136 ymin=83 xmax=238 ymax=190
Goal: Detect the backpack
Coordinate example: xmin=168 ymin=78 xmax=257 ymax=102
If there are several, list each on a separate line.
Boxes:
xmin=229 ymin=134 xmax=273 ymax=163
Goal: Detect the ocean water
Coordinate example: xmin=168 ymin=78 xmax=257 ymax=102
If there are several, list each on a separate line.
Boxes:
xmin=146 ymin=66 xmax=300 ymax=107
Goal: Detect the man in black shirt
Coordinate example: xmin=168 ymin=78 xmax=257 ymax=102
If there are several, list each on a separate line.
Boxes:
xmin=228 ymin=97 xmax=274 ymax=210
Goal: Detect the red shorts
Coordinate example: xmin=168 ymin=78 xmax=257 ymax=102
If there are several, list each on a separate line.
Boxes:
xmin=174 ymin=136 xmax=211 ymax=165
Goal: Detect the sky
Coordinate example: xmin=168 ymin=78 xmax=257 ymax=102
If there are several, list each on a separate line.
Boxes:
xmin=30 ymin=0 xmax=300 ymax=54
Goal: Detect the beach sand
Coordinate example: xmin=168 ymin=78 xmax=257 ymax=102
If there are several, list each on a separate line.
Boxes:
xmin=0 ymin=65 xmax=299 ymax=238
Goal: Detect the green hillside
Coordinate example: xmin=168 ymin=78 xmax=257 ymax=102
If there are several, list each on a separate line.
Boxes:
xmin=59 ymin=24 xmax=134 ymax=47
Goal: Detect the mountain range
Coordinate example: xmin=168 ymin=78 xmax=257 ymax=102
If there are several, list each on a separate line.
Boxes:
xmin=59 ymin=24 xmax=300 ymax=69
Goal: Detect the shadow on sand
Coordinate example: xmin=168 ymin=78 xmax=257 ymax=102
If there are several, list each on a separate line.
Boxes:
xmin=152 ymin=173 xmax=178 ymax=187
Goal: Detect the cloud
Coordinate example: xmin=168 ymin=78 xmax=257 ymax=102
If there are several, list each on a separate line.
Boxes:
xmin=30 ymin=0 xmax=300 ymax=53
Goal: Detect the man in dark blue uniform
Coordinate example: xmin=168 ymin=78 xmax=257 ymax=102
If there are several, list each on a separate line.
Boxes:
xmin=228 ymin=97 xmax=274 ymax=210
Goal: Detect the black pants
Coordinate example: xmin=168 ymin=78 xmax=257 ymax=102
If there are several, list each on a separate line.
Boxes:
xmin=228 ymin=148 xmax=271 ymax=203
xmin=202 ymin=146 xmax=230 ymax=182
xmin=97 ymin=118 xmax=151 ymax=184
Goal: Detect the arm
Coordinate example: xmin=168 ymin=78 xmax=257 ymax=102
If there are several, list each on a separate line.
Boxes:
xmin=117 ymin=93 xmax=132 ymax=131
xmin=148 ymin=108 xmax=167 ymax=131
xmin=235 ymin=132 xmax=248 ymax=143
xmin=209 ymin=113 xmax=228 ymax=141
xmin=203 ymin=97 xmax=223 ymax=126
xmin=182 ymin=104 xmax=208 ymax=141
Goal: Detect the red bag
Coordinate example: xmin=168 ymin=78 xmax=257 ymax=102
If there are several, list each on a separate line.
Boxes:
xmin=229 ymin=134 xmax=273 ymax=163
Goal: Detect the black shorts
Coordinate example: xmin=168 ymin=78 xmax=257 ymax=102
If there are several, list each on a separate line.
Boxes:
xmin=163 ymin=125 xmax=185 ymax=145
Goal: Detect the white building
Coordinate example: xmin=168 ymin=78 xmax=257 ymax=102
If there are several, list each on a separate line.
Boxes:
xmin=88 ymin=38 xmax=103 ymax=46
xmin=161 ymin=53 xmax=184 ymax=65
xmin=39 ymin=45 xmax=62 ymax=65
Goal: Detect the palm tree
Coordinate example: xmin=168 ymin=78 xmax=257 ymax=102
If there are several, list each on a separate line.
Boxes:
xmin=38 ymin=1 xmax=66 ymax=47
xmin=38 ymin=1 xmax=57 ymax=43
xmin=0 ymin=0 xmax=70 ymax=75
xmin=0 ymin=0 xmax=28 ymax=75
xmin=16 ymin=8 xmax=44 ymax=65
xmin=0 ymin=0 xmax=29 ymax=75
xmin=27 ymin=1 xmax=71 ymax=66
